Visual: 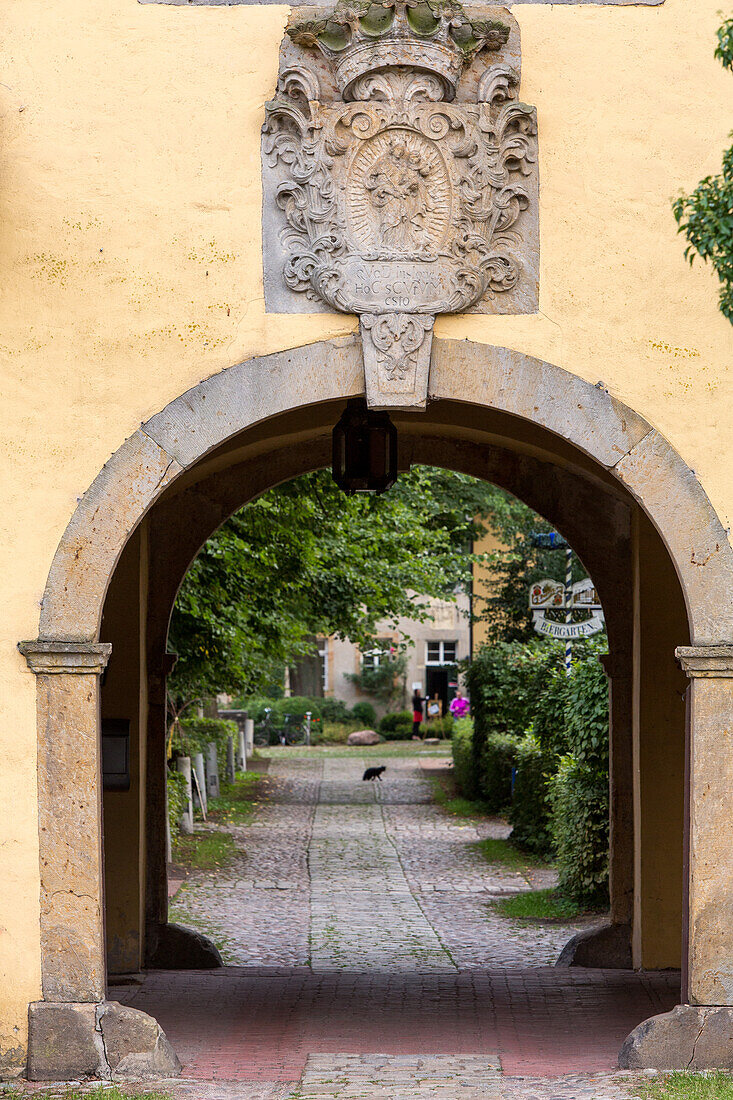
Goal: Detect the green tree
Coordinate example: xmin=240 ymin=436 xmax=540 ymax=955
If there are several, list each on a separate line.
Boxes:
xmin=672 ymin=17 xmax=733 ymax=323
xmin=167 ymin=467 xmax=524 ymax=710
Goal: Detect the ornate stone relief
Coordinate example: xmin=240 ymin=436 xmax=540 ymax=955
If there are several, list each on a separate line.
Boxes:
xmin=262 ymin=0 xmax=539 ymax=408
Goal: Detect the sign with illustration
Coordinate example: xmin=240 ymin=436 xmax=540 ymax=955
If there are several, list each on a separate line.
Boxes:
xmin=529 ymin=577 xmax=605 ymax=640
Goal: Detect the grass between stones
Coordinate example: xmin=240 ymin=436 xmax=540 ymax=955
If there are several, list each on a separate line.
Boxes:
xmin=259 ymin=742 xmax=452 ymax=759
xmin=472 ymin=836 xmax=542 ymax=873
xmin=207 ymin=771 xmax=262 ymax=824
xmin=491 ymin=886 xmax=587 ymax=922
xmin=171 ymin=829 xmax=236 ymax=870
xmin=1 ymin=1090 xmax=171 ymax=1099
xmin=430 ymin=776 xmax=495 ymax=818
xmin=635 ymin=1072 xmax=733 ymax=1098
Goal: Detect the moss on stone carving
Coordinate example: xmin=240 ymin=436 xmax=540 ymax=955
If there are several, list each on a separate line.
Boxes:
xmin=287 ymin=0 xmax=509 ymax=60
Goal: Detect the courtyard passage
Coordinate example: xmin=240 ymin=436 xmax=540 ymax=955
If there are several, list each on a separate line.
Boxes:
xmin=116 ymin=751 xmax=679 ymax=1098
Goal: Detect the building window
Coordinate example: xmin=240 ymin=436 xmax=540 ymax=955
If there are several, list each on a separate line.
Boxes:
xmin=426 ymin=640 xmax=457 ymax=665
xmin=362 ymin=638 xmax=392 ymax=669
xmin=318 ymin=640 xmax=329 ymax=693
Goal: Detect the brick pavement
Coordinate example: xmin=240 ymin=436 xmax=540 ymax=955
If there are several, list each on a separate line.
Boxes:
xmin=113 ymin=750 xmax=681 ymax=1096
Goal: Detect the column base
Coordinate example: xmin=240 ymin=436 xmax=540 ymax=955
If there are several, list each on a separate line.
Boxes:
xmin=620 ymin=1005 xmax=733 ymax=1070
xmin=27 ymin=1001 xmax=182 ymax=1081
xmin=556 ymin=922 xmax=632 ymax=969
xmin=147 ymin=922 xmax=223 ymax=969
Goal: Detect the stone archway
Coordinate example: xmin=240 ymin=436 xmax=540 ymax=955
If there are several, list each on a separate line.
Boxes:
xmin=19 ymin=337 xmax=733 ymax=1077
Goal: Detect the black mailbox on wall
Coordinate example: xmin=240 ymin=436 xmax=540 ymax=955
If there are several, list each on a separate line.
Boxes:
xmin=102 ymin=719 xmax=131 ymax=791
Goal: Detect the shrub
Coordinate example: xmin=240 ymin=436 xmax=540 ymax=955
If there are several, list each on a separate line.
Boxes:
xmin=451 ymin=717 xmax=476 ymax=799
xmin=167 ymin=767 xmax=189 ymax=835
xmin=379 ymin=710 xmax=413 ymax=740
xmin=564 ymin=657 xmax=609 ymax=769
xmin=233 ymin=696 xmax=324 ymax=724
xmin=550 ymin=755 xmax=609 ymax=906
xmin=479 ymin=732 xmax=520 ymax=812
xmin=532 ymin=664 xmax=572 ymax=760
xmin=351 ymin=701 xmax=377 ymax=727
xmin=316 ymin=721 xmax=356 ymax=744
xmin=174 ymin=716 xmax=238 ymax=777
xmin=277 ymin=696 xmax=323 ymax=720
xmin=320 ymin=697 xmax=352 ymax=722
xmin=509 ymin=732 xmax=554 ymax=856
xmin=465 ymin=640 xmax=558 ymax=784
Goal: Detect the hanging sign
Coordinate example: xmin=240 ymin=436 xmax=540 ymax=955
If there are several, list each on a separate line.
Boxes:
xmin=529 ymin=578 xmax=605 ymax=640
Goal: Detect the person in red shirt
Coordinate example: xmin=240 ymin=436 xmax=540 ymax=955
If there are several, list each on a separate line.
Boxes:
xmin=411 ymin=689 xmax=425 ymax=738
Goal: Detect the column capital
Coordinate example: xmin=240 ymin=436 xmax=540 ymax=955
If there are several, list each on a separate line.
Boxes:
xmin=19 ymin=640 xmax=112 ymax=675
xmin=676 ymin=645 xmax=733 ymax=679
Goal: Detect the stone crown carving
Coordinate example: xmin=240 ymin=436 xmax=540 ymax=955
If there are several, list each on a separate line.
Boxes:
xmin=262 ymin=3 xmax=538 ymax=409
xmin=288 ymin=0 xmax=510 ymax=101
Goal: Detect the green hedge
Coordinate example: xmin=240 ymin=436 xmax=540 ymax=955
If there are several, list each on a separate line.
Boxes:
xmin=461 ymin=637 xmax=610 ymax=906
xmin=167 ymin=767 xmax=189 ymax=835
xmin=550 ymin=756 xmax=609 ymax=906
xmin=480 ymin=732 xmax=520 ymax=813
xmin=379 ymin=710 xmax=413 ymax=740
xmin=509 ymin=732 xmax=554 ymax=856
xmin=351 ymin=701 xmax=377 ymax=727
xmin=451 ymin=717 xmax=476 ymax=799
xmin=173 ymin=716 xmax=238 ymax=778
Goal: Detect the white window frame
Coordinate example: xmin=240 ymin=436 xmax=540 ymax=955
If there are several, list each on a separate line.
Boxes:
xmin=425 ymin=640 xmax=458 ymax=666
xmin=362 ymin=638 xmax=392 ymax=670
xmin=318 ymin=640 xmax=329 ymax=693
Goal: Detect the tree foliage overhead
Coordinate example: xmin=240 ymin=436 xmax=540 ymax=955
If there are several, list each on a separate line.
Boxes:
xmin=168 ymin=466 xmax=519 ymax=706
xmin=168 ymin=462 xmax=598 ymax=708
xmin=672 ymin=17 xmax=733 ymax=323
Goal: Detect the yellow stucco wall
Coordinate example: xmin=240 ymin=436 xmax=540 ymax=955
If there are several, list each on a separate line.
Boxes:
xmin=0 ymin=0 xmax=731 ymax=1064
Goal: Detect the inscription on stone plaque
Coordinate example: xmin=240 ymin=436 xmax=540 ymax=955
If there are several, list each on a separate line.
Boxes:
xmin=262 ymin=0 xmax=540 ymax=408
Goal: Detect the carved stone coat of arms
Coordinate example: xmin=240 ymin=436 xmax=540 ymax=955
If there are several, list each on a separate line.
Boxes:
xmin=262 ymin=0 xmax=539 ymax=409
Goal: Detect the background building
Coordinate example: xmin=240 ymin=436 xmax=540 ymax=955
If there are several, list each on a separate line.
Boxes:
xmin=323 ymin=593 xmax=470 ymax=718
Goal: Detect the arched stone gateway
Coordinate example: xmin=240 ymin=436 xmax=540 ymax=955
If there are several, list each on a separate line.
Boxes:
xmin=19 ymin=338 xmax=733 ymax=1077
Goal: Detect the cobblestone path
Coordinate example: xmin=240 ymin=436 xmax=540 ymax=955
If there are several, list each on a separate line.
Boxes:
xmin=309 ymin=759 xmax=454 ymax=972
xmin=114 ymin=750 xmax=679 ymax=1097
xmin=170 ymin=754 xmax=581 ymax=970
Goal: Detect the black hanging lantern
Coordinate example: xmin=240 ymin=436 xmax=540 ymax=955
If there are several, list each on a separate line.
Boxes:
xmin=332 ymin=398 xmax=398 ymax=493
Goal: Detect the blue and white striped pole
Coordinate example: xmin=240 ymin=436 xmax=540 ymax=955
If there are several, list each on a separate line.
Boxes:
xmin=565 ymin=546 xmax=573 ymax=676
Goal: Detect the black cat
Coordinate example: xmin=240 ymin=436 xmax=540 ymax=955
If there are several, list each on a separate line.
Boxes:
xmin=362 ymin=766 xmax=386 ymax=782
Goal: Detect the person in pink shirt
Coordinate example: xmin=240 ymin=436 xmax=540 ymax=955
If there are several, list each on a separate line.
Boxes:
xmin=449 ymin=688 xmax=470 ymax=719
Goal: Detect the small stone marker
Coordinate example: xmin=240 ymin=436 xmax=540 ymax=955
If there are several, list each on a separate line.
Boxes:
xmin=192 ymin=752 xmax=208 ymax=816
xmin=176 ymin=756 xmax=194 ymax=834
xmin=226 ymin=735 xmax=236 ymax=783
xmin=206 ymin=741 xmax=220 ymax=799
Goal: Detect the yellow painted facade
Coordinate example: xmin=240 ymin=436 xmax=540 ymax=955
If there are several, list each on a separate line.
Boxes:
xmin=472 ymin=528 xmax=508 ymax=652
xmin=0 ymin=0 xmax=731 ymax=1065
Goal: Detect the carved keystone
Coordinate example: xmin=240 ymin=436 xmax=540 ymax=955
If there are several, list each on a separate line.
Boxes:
xmin=361 ymin=314 xmax=434 ymax=409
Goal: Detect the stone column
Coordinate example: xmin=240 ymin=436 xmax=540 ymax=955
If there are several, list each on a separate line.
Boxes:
xmin=192 ymin=752 xmax=207 ymax=815
xmin=19 ymin=641 xmax=111 ymax=1003
xmin=678 ymin=645 xmax=733 ymax=1005
xmin=620 ymin=645 xmax=733 ymax=1070
xmin=237 ymin=730 xmax=247 ymax=773
xmin=144 ymin=651 xmax=177 ymax=964
xmin=19 ymin=641 xmax=182 ymax=1080
xmin=206 ymin=742 xmax=220 ymax=800
xmin=176 ymin=757 xmax=194 ymax=834
xmin=245 ymin=717 xmax=254 ymax=756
